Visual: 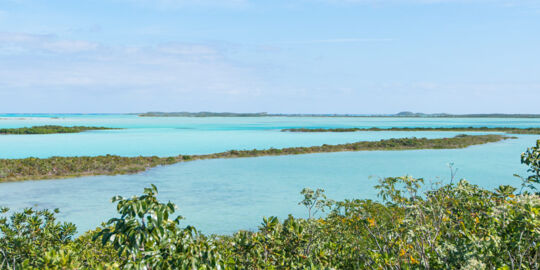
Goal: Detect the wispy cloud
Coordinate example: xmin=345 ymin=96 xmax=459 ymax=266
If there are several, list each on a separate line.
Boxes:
xmin=118 ymin=0 xmax=248 ymax=9
xmin=282 ymin=38 xmax=394 ymax=44
xmin=314 ymin=0 xmax=540 ymax=6
xmin=156 ymin=43 xmax=220 ymax=58
xmin=0 ymin=32 xmax=265 ymax=112
xmin=67 ymin=25 xmax=103 ymax=34
xmin=0 ymin=32 xmax=99 ymax=54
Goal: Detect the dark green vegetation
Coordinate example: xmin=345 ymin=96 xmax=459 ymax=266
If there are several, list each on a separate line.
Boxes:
xmin=0 ymin=125 xmax=117 ymax=135
xmin=0 ymin=134 xmax=511 ymax=182
xmin=283 ymin=126 xmax=540 ymax=134
xmin=0 ymin=155 xmax=179 ymax=182
xmin=1 ymin=141 xmax=539 ymax=269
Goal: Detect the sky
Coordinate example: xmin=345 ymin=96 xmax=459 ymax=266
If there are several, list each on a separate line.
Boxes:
xmin=0 ymin=0 xmax=539 ymax=114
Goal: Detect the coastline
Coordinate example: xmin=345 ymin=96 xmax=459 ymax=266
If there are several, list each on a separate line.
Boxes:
xmin=282 ymin=127 xmax=540 ymax=134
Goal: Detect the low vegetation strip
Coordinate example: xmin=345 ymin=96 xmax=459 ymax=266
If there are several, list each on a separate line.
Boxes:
xmin=0 ymin=125 xmax=118 ymax=135
xmin=0 ymin=134 xmax=511 ymax=182
xmin=282 ymin=126 xmax=540 ymax=134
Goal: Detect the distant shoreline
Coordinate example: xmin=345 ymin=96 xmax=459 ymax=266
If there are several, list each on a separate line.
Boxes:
xmin=1 ymin=112 xmax=540 ymax=118
xmin=137 ymin=112 xmax=540 ymax=118
xmin=282 ymin=127 xmax=540 ymax=134
xmin=0 ymin=134 xmax=512 ymax=182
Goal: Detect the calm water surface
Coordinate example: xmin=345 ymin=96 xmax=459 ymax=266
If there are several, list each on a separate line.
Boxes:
xmin=0 ymin=115 xmax=539 ymax=234
xmin=1 ymin=115 xmax=540 ymax=158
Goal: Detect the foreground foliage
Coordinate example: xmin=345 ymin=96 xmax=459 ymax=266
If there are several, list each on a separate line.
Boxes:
xmin=0 ymin=134 xmax=510 ymax=182
xmin=0 ymin=141 xmax=538 ymax=269
xmin=283 ymin=126 xmax=540 ymax=134
xmin=0 ymin=125 xmax=117 ymax=135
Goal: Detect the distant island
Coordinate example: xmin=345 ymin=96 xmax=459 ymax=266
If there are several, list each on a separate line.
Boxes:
xmin=139 ymin=112 xmax=272 ymax=117
xmin=138 ymin=112 xmax=362 ymax=117
xmin=283 ymin=127 xmax=540 ymax=134
xmin=392 ymin=111 xmax=540 ymax=118
xmin=138 ymin=111 xmax=540 ymax=118
xmin=0 ymin=134 xmax=511 ymax=182
xmin=0 ymin=125 xmax=118 ymax=135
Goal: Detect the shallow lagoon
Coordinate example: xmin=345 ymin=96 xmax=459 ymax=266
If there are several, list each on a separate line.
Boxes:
xmin=0 ymin=115 xmax=539 ymax=234
xmin=1 ymin=115 xmax=540 ymax=158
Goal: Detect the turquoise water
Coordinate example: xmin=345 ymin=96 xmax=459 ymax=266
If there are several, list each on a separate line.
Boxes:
xmin=1 ymin=115 xmax=540 ymax=158
xmin=0 ymin=115 xmax=539 ymax=234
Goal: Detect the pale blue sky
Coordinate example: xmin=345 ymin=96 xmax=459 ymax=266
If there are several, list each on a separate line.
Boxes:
xmin=1 ymin=0 xmax=539 ymax=113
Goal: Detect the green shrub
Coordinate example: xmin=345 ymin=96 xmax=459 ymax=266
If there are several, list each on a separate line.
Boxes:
xmin=96 ymin=184 xmax=222 ymax=269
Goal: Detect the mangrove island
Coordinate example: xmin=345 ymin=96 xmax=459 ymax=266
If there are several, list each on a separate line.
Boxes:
xmin=0 ymin=134 xmax=512 ymax=182
xmin=282 ymin=126 xmax=540 ymax=134
xmin=0 ymin=125 xmax=119 ymax=135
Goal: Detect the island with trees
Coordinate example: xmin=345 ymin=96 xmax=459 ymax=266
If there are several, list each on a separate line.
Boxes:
xmin=0 ymin=125 xmax=118 ymax=135
xmin=283 ymin=126 xmax=540 ymax=134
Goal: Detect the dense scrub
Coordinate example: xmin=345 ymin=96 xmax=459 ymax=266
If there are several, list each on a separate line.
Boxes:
xmin=0 ymin=140 xmax=539 ymax=269
xmin=0 ymin=155 xmax=179 ymax=182
xmin=0 ymin=134 xmax=511 ymax=182
xmin=283 ymin=126 xmax=540 ymax=134
xmin=0 ymin=125 xmax=117 ymax=135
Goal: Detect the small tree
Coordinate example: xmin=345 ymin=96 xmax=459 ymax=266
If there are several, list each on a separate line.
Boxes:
xmin=516 ymin=139 xmax=540 ymax=193
xmin=299 ymin=188 xmax=333 ymax=219
xmin=96 ymin=184 xmax=222 ymax=269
